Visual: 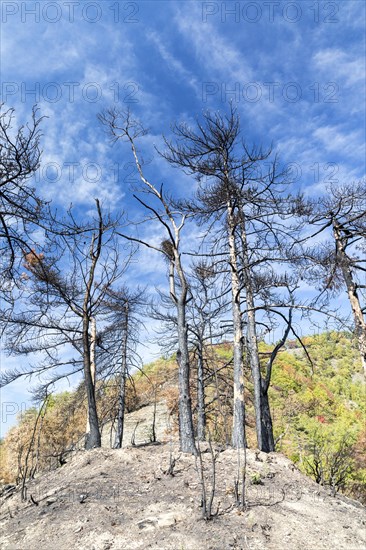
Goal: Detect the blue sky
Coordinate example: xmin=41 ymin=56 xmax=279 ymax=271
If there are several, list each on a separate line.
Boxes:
xmin=1 ymin=0 xmax=365 ymax=434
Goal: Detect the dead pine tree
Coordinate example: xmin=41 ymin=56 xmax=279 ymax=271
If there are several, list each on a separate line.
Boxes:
xmin=187 ymin=260 xmax=229 ymax=442
xmin=0 ymin=200 xmax=124 ymax=450
xmin=99 ymin=109 xmax=197 ymax=455
xmin=98 ymin=285 xmax=146 ymax=449
xmin=159 ymin=108 xmax=248 ymax=449
xmin=159 ymin=106 xmax=296 ymax=452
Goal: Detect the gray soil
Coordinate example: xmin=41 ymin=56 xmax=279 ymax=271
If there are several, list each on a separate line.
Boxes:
xmin=1 ymin=438 xmax=365 ymax=550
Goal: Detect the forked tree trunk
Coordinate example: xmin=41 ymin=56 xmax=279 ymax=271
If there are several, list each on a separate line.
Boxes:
xmin=241 ymin=217 xmax=274 ymax=452
xmin=114 ymin=305 xmax=129 ymax=449
xmin=333 ymin=219 xmax=366 ymax=375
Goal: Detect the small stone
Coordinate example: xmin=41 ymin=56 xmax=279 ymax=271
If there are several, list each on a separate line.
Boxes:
xmin=137 ymin=518 xmax=157 ymax=530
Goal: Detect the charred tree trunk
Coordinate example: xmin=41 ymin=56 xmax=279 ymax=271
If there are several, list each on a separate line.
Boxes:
xmin=83 ymin=316 xmax=101 ymax=449
xmin=196 ymin=340 xmax=206 ymax=441
xmin=165 ymin=250 xmax=197 ymax=454
xmin=86 ymin=316 xmax=96 ymax=435
xmin=246 ymin=289 xmax=266 ymax=450
xmin=259 ymin=389 xmax=275 ymax=453
xmin=84 ymin=211 xmax=103 ymax=450
xmin=114 ymin=304 xmax=129 ymax=449
xmin=176 ymin=298 xmax=197 ymax=454
xmin=227 ymin=204 xmax=246 ymax=449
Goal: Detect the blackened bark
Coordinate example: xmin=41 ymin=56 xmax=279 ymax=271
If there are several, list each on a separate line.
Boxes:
xmin=177 ymin=300 xmax=197 ymax=454
xmin=259 ymin=389 xmax=275 ymax=453
xmin=83 ymin=317 xmax=101 ymax=449
xmin=114 ymin=304 xmax=129 ymax=448
xmin=197 ymin=343 xmax=206 ymax=441
xmin=227 ymin=205 xmax=246 ymax=449
xmin=83 ymin=204 xmax=103 ymax=449
xmin=261 ymin=309 xmax=292 ymax=452
xmin=86 ymin=316 xmax=96 ymax=435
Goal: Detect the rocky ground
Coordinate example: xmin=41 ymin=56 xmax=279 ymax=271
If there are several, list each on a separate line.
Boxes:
xmin=1 ymin=438 xmax=365 ymax=550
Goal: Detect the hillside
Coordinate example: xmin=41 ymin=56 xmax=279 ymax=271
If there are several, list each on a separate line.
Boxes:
xmin=1 ymin=443 xmax=365 ymax=550
xmin=1 ymin=331 xmax=365 ymax=550
xmin=1 ymin=332 xmax=365 ymax=506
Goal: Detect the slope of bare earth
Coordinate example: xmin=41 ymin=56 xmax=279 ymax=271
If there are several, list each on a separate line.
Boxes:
xmin=1 ymin=441 xmax=365 ymax=550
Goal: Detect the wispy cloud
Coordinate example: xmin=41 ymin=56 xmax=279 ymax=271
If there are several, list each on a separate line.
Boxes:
xmin=1 ymin=0 xmax=365 ymax=428
xmin=313 ymin=48 xmax=365 ymax=86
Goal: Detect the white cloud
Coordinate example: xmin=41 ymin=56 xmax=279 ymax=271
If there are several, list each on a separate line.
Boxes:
xmin=313 ymin=125 xmax=365 ymax=160
xmin=147 ymin=31 xmax=201 ymax=96
xmin=313 ymin=48 xmax=365 ymax=86
xmin=174 ymin=6 xmax=253 ymax=83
